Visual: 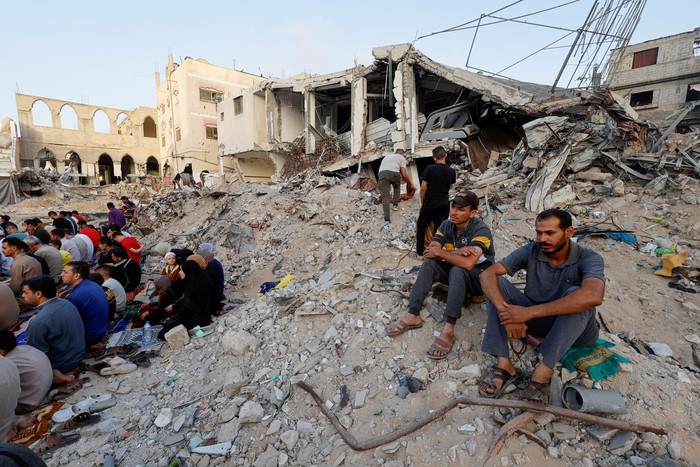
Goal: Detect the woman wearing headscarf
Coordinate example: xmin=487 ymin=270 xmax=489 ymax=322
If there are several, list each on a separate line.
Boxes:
xmin=196 ymin=243 xmax=225 ymax=314
xmin=157 ymin=260 xmax=213 ymax=340
xmin=139 ymin=275 xmax=178 ymax=324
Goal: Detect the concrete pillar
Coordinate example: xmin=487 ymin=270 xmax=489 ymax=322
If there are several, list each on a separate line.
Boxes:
xmin=304 ymin=91 xmax=316 ymax=154
xmin=351 ymin=76 xmax=367 ymax=156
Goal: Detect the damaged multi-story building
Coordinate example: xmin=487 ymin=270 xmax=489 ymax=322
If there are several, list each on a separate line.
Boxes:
xmin=608 ymin=27 xmax=700 ymax=126
xmin=215 ymin=44 xmax=612 ymax=185
xmin=14 ymin=94 xmax=160 ymax=185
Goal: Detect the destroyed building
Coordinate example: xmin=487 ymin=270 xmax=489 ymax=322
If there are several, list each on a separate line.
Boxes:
xmin=608 ymin=27 xmax=700 ymax=126
xmin=155 ymin=55 xmax=267 ymax=185
xmin=15 ymin=94 xmax=160 ymax=185
xmin=0 ymin=117 xmax=19 ymax=205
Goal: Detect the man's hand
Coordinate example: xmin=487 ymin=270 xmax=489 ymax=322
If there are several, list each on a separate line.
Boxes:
xmin=505 ymin=323 xmax=528 ymax=340
xmin=459 ymin=246 xmax=481 ymax=257
xmin=423 ymin=244 xmax=443 ymax=260
xmin=497 ymin=303 xmax=533 ymax=325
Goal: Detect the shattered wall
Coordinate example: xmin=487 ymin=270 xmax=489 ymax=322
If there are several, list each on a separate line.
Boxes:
xmin=15 ymin=94 xmax=159 ymax=185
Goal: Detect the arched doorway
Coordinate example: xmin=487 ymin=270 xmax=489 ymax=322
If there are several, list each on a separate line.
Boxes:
xmin=143 ymin=117 xmax=157 ymax=138
xmin=121 ymin=155 xmax=135 ymax=180
xmin=116 ymin=113 xmax=131 ymax=136
xmin=98 ymin=154 xmax=115 ymax=185
xmin=65 ymin=151 xmax=85 ymax=185
xmin=38 ymin=148 xmax=56 ymax=172
xmin=146 ymin=156 xmax=159 ymax=176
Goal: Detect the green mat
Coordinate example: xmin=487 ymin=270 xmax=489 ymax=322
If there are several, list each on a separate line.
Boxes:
xmin=560 ymin=338 xmax=630 ymax=381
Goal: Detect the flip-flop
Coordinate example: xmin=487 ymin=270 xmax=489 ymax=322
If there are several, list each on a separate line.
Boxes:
xmin=188 ymin=325 xmax=215 ymax=337
xmin=129 ymin=354 xmax=152 ymax=367
xmin=385 ymin=319 xmax=423 ymax=337
xmin=32 ymin=433 xmax=80 ymax=456
xmin=425 ymin=336 xmax=454 ymax=360
xmin=53 ymin=412 xmax=101 ymax=434
xmin=100 ymin=363 xmax=137 ymax=376
xmin=52 ymin=377 xmax=90 ymax=401
xmin=52 ymin=394 xmax=116 ymax=423
xmin=478 ymin=367 xmax=524 ymax=399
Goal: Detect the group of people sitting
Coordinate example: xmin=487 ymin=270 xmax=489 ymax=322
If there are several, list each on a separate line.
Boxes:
xmin=0 ymin=197 xmax=229 ymax=443
xmin=385 ymin=190 xmax=605 ymax=404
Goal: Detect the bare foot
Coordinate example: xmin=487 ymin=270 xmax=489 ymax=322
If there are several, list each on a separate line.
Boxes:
xmin=52 ymin=369 xmax=76 ymax=385
xmin=14 ymin=414 xmax=37 ymax=429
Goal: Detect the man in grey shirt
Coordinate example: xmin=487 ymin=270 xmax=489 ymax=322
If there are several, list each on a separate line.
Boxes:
xmin=0 ymin=330 xmax=53 ymax=413
xmin=479 ymin=209 xmax=605 ymax=402
xmin=0 ymin=357 xmax=20 ymax=441
xmin=50 ymin=228 xmax=80 ymax=262
xmin=22 ymin=275 xmax=86 ymax=384
xmin=96 ymin=265 xmax=127 ymax=313
xmin=24 ymin=235 xmax=62 ymax=284
xmin=377 ymin=149 xmax=415 ymax=223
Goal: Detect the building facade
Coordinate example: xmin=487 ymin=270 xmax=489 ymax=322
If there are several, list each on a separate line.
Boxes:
xmin=15 ymin=94 xmax=160 ymax=185
xmin=155 ymin=56 xmax=266 ymax=183
xmin=608 ymin=27 xmax=700 ymax=125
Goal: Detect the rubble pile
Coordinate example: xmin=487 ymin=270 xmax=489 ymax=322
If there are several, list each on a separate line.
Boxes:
xmin=3 ymin=164 xmax=693 ymax=466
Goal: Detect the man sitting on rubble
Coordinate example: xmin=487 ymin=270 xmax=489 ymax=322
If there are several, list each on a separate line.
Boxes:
xmin=386 ymin=191 xmax=495 ymax=359
xmin=107 ymin=202 xmax=126 ymax=229
xmin=110 ymin=246 xmax=142 ymax=300
xmin=22 ymin=275 xmax=85 ymax=384
xmin=61 ymin=261 xmax=109 ymax=348
xmin=2 ymin=237 xmax=42 ymax=311
xmin=0 ymin=330 xmax=53 ymax=414
xmin=478 ymin=209 xmax=605 ymax=402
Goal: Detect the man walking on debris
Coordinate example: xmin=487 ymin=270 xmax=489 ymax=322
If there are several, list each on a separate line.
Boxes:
xmin=416 ymin=146 xmax=456 ymax=258
xmin=386 ymin=191 xmax=494 ymax=359
xmin=478 ymin=209 xmax=605 ymax=402
xmin=378 ymin=149 xmax=415 ymax=223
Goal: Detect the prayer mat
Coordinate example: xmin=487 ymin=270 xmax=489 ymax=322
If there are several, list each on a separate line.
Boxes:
xmin=11 ymin=401 xmax=64 ymax=447
xmin=107 ymin=325 xmax=163 ymax=348
xmin=560 ymin=338 xmax=630 ymax=381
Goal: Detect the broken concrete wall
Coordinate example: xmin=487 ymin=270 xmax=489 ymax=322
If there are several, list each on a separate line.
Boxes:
xmin=350 ymin=77 xmax=367 ymax=156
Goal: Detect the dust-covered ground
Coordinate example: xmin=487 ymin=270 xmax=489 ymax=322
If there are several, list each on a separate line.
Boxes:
xmin=3 ymin=173 xmax=700 ymax=466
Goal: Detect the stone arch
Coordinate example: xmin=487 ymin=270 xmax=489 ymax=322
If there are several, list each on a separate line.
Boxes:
xmin=146 ymin=156 xmax=159 ymax=176
xmin=116 ymin=112 xmax=131 ymax=135
xmin=143 ymin=116 xmax=157 ymax=138
xmin=121 ymin=154 xmax=135 ymax=179
xmin=59 ymin=104 xmax=79 ymax=130
xmin=31 ymin=100 xmax=53 ymax=127
xmin=97 ymin=153 xmax=115 ymax=185
xmin=93 ymin=109 xmax=110 ymax=133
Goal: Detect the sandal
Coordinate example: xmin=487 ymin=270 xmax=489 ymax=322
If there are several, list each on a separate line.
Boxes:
xmin=52 ymin=377 xmax=90 ymax=401
xmin=425 ymin=336 xmax=454 ymax=360
xmin=129 ymin=354 xmax=152 ymax=367
xmin=479 ymin=367 xmax=524 ymax=399
xmin=385 ymin=318 xmax=423 ymax=337
xmin=32 ymin=433 xmax=80 ymax=456
xmin=53 ymin=412 xmax=101 ymax=434
xmin=522 ymin=380 xmax=550 ymax=404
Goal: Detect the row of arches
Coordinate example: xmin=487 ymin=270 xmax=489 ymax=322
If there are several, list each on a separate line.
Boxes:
xmin=38 ymin=149 xmax=159 ymax=185
xmin=30 ymin=100 xmax=157 ymax=137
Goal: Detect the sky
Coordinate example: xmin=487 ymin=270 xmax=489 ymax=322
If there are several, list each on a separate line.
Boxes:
xmin=1 ymin=0 xmax=697 ymax=122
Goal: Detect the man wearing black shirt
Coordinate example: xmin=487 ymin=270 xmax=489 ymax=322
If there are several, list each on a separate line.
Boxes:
xmin=48 ymin=211 xmax=73 ymax=233
xmin=416 ymin=146 xmax=456 ymax=258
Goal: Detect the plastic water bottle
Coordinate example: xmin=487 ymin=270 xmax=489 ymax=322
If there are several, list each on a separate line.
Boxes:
xmin=141 ymin=321 xmax=153 ymax=352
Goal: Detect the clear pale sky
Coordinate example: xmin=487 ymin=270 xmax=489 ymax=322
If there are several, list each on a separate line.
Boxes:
xmin=1 ymin=1 xmax=697 ymax=122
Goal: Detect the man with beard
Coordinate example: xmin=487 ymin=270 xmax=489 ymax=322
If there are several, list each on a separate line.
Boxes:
xmin=478 ymin=209 xmax=605 ymax=402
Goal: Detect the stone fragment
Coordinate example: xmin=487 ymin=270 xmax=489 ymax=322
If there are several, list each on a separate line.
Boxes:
xmin=667 ymin=441 xmax=681 ymax=460
xmin=154 ymin=408 xmax=173 ymax=428
xmin=535 ymin=429 xmax=551 ymax=446
xmin=630 ymin=456 xmax=645 ymax=466
xmin=552 ymin=422 xmax=577 ymax=441
xmin=458 ymin=423 xmax=477 ymax=433
xmin=380 ymin=441 xmax=401 ymax=454
xmin=239 ymin=401 xmax=264 ymax=423
xmin=297 ymin=421 xmax=314 ymax=434
xmin=447 ymin=364 xmax=481 ymax=383
xmin=163 ymin=434 xmax=185 ymax=446
xmin=339 ymin=364 xmax=354 ymax=377
xmin=218 ymin=404 xmax=239 ymax=423
xmin=353 ymin=389 xmax=367 ymax=409
xmin=164 ymin=325 xmax=190 ymax=349
xmin=217 ymin=418 xmax=240 ymax=443
xmin=586 ymin=424 xmax=618 ymax=442
xmin=266 ymin=419 xmax=282 ymax=435
xmin=254 ymin=445 xmax=279 ymax=467
xmin=280 ymin=430 xmax=299 ymax=451
xmin=682 ymin=302 xmax=700 ymax=312
xmin=192 ymin=441 xmax=232 ymax=455
xmin=223 ymin=366 xmax=248 ymax=397
xmin=412 ymin=367 xmax=429 ymax=384
xmin=172 ymin=414 xmax=186 ymax=432
xmin=137 ymin=395 xmax=155 ymax=408
xmin=512 ymin=453 xmax=527 ymax=465
xmin=221 ymin=330 xmax=258 ymax=356
xmin=608 ymin=431 xmax=637 ymax=455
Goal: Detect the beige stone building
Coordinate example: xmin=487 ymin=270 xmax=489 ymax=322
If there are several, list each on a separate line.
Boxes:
xmin=15 ymin=93 xmax=160 ymax=185
xmin=608 ymin=27 xmax=700 ymax=125
xmin=155 ymin=56 xmax=266 ymax=183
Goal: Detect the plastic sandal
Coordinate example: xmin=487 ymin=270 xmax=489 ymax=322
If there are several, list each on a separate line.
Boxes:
xmin=32 ymin=433 xmax=80 ymax=456
xmin=479 ymin=367 xmax=524 ymax=399
xmin=53 ymin=412 xmax=101 ymax=434
xmin=522 ymin=380 xmax=550 ymax=404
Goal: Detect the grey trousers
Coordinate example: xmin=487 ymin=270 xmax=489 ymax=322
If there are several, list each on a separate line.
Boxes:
xmin=408 ymin=259 xmax=483 ymax=325
xmin=481 ymin=276 xmax=599 ymax=368
xmin=378 ymin=170 xmax=401 ymax=221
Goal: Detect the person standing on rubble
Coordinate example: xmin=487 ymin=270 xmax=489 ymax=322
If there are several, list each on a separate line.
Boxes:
xmin=378 ymin=149 xmax=415 ymax=223
xmin=386 ymin=191 xmax=494 ymax=359
xmin=477 ymin=209 xmax=605 ymax=402
xmin=107 ymin=202 xmax=126 ymax=229
xmin=415 ymin=146 xmax=456 ymax=259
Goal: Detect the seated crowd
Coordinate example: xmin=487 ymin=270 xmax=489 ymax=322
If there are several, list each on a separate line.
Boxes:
xmin=0 ymin=203 xmax=227 ymax=443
